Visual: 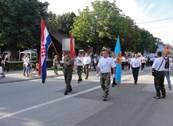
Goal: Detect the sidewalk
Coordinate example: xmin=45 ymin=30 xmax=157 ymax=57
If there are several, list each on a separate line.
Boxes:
xmin=0 ymin=70 xmax=64 ymax=84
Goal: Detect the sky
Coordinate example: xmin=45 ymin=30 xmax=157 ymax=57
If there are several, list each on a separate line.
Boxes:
xmin=39 ymin=0 xmax=173 ymax=45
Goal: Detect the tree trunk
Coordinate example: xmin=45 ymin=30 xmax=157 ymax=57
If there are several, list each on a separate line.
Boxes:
xmin=7 ymin=42 xmax=17 ymax=61
xmin=94 ymin=43 xmax=103 ymax=55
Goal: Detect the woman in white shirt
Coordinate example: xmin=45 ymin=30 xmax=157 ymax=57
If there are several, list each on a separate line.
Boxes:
xmin=83 ymin=53 xmax=91 ymax=79
xmin=130 ymin=54 xmax=141 ymax=85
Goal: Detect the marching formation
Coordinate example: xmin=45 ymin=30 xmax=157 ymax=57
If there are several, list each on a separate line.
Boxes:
xmin=58 ymin=49 xmax=172 ymax=101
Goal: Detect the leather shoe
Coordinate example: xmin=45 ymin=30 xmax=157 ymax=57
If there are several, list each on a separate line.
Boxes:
xmin=103 ymin=97 xmax=107 ymax=101
xmin=154 ymin=96 xmax=161 ymax=99
xmin=64 ymin=91 xmax=68 ymax=95
xmin=162 ymin=95 xmax=166 ymax=98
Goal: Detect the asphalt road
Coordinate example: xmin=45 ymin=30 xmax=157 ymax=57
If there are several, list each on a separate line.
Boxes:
xmin=0 ymin=67 xmax=173 ymax=126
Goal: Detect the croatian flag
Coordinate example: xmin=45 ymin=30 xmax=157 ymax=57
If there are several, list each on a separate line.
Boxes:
xmin=39 ymin=18 xmax=52 ymax=83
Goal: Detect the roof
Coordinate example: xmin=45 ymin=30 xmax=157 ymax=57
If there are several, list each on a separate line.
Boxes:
xmin=20 ymin=49 xmax=37 ymax=54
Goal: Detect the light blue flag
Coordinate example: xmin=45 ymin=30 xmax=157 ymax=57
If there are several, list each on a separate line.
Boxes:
xmin=114 ymin=36 xmax=122 ymax=84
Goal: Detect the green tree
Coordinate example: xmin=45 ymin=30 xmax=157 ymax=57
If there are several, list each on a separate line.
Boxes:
xmin=56 ymin=12 xmax=76 ymax=34
xmin=72 ymin=0 xmax=157 ymax=54
xmin=72 ymin=0 xmax=122 ymax=53
xmin=0 ymin=0 xmax=48 ymax=59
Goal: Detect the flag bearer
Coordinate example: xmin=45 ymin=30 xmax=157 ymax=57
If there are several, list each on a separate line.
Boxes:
xmin=96 ymin=49 xmax=116 ymax=101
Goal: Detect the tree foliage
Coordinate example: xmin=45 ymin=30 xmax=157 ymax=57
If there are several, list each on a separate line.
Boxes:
xmin=0 ymin=0 xmax=48 ymax=58
xmin=46 ymin=12 xmax=76 ymax=34
xmin=72 ymin=0 xmax=157 ymax=54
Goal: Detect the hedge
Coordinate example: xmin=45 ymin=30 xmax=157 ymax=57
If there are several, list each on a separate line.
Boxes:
xmin=7 ymin=59 xmax=53 ymax=71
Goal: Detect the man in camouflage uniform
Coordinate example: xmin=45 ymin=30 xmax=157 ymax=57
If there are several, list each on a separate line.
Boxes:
xmin=96 ymin=50 xmax=116 ymax=101
xmin=60 ymin=51 xmax=74 ymax=95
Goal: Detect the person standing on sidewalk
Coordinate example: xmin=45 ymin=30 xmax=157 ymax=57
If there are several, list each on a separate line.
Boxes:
xmin=152 ymin=51 xmax=166 ymax=99
xmin=0 ymin=56 xmax=5 ymax=77
xmin=23 ymin=54 xmax=30 ymax=77
xmin=75 ymin=52 xmax=83 ymax=83
xmin=96 ymin=50 xmax=116 ymax=101
xmin=130 ymin=54 xmax=141 ymax=85
xmin=60 ymin=51 xmax=74 ymax=95
xmin=83 ymin=53 xmax=91 ymax=80
xmin=164 ymin=54 xmax=172 ymax=90
xmin=53 ymin=55 xmax=58 ymax=75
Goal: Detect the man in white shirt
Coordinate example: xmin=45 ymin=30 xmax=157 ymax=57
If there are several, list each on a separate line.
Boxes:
xmin=75 ymin=52 xmax=84 ymax=83
xmin=130 ymin=54 xmax=141 ymax=85
xmin=111 ymin=54 xmax=117 ymax=87
xmin=83 ymin=53 xmax=91 ymax=79
xmin=164 ymin=54 xmax=172 ymax=90
xmin=96 ymin=50 xmax=116 ymax=101
xmin=152 ymin=51 xmax=166 ymax=99
xmin=140 ymin=55 xmax=146 ymax=70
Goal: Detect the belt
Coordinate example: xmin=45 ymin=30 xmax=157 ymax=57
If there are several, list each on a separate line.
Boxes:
xmin=101 ymin=72 xmax=110 ymax=75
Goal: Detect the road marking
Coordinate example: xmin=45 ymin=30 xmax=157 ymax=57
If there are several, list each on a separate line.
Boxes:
xmin=0 ymin=86 xmax=100 ymax=120
xmin=0 ymin=70 xmax=150 ymax=120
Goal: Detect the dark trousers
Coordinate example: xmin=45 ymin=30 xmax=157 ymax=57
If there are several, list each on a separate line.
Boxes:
xmin=132 ymin=67 xmax=140 ymax=83
xmin=154 ymin=71 xmax=166 ymax=97
xmin=64 ymin=70 xmax=73 ymax=92
xmin=84 ymin=64 xmax=89 ymax=79
xmin=141 ymin=63 xmax=145 ymax=70
xmin=77 ymin=66 xmax=83 ymax=81
xmin=122 ymin=62 xmax=124 ymax=70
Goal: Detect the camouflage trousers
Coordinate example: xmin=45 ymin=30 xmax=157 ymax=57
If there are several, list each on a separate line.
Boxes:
xmin=77 ymin=66 xmax=83 ymax=81
xmin=100 ymin=72 xmax=111 ymax=97
xmin=154 ymin=71 xmax=166 ymax=97
xmin=63 ymin=70 xmax=73 ymax=92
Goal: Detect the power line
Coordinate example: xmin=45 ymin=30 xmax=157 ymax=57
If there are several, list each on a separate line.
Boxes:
xmin=136 ymin=16 xmax=173 ymax=24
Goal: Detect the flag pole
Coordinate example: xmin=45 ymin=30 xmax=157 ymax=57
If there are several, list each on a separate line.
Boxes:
xmin=50 ymin=42 xmax=60 ymax=60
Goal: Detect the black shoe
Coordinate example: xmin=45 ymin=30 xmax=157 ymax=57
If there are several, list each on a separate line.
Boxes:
xmin=154 ymin=96 xmax=161 ymax=99
xmin=69 ymin=88 xmax=72 ymax=92
xmin=64 ymin=91 xmax=68 ymax=95
xmin=69 ymin=86 xmax=72 ymax=92
xmin=103 ymin=97 xmax=107 ymax=101
xmin=162 ymin=95 xmax=166 ymax=98
xmin=78 ymin=81 xmax=80 ymax=83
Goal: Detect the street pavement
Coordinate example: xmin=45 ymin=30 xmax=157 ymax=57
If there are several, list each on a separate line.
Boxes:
xmin=0 ymin=66 xmax=173 ymax=126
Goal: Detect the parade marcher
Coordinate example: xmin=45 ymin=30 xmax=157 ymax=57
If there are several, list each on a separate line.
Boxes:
xmin=124 ymin=56 xmax=129 ymax=71
xmin=130 ymin=54 xmax=141 ymax=85
xmin=121 ymin=56 xmax=125 ymax=70
xmin=83 ymin=53 xmax=91 ymax=80
xmin=164 ymin=54 xmax=172 ymax=90
xmin=60 ymin=51 xmax=74 ymax=95
xmin=96 ymin=50 xmax=116 ymax=101
xmin=111 ymin=53 xmax=117 ymax=87
xmin=141 ymin=55 xmax=146 ymax=70
xmin=75 ymin=52 xmax=83 ymax=83
xmin=93 ymin=54 xmax=98 ymax=71
xmin=53 ymin=55 xmax=58 ymax=75
xmin=152 ymin=51 xmax=166 ymax=99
